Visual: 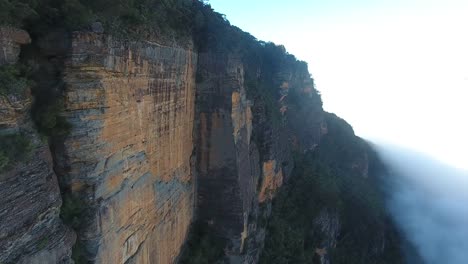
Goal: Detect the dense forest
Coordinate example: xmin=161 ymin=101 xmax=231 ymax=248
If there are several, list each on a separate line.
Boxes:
xmin=259 ymin=113 xmax=403 ymax=264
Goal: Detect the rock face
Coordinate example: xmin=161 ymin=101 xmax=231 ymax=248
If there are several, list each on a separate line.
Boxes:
xmin=0 ymin=27 xmax=31 ymax=65
xmin=194 ymin=52 xmax=324 ymax=263
xmin=0 ymin=27 xmax=75 ymax=264
xmin=313 ymin=209 xmax=341 ymax=264
xmin=258 ymin=160 xmax=284 ymax=203
xmin=196 ymin=54 xmax=259 ymax=255
xmin=0 ymin=17 xmax=400 ymax=264
xmin=0 ymin=141 xmax=76 ymax=264
xmin=53 ymin=32 xmax=197 ymax=263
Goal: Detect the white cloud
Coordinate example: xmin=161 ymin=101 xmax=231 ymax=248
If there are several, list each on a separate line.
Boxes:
xmin=292 ymin=7 xmax=468 ymax=170
xmin=376 ymin=144 xmax=468 ymax=263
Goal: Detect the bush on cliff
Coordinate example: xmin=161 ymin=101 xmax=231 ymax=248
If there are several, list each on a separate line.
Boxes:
xmin=0 ymin=64 xmax=32 ymax=96
xmin=0 ymin=133 xmax=33 ymax=173
xmin=178 ymin=222 xmax=226 ymax=264
xmin=0 ymin=0 xmax=37 ymax=27
xmin=32 ymin=99 xmax=71 ymax=137
xmin=60 ymin=193 xmax=87 ymax=263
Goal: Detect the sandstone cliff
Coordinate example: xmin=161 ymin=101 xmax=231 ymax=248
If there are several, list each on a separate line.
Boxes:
xmin=0 ymin=2 xmax=403 ymax=263
xmin=56 ymin=32 xmax=197 ymax=263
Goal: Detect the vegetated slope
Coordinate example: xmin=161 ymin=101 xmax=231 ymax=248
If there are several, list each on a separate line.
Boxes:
xmin=260 ymin=113 xmax=404 ymax=264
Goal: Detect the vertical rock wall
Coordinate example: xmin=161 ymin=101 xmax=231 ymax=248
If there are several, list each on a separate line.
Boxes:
xmin=55 ymin=33 xmax=197 ymax=264
xmin=196 ymin=53 xmax=259 ymax=255
xmin=194 ymin=49 xmax=328 ymax=263
xmin=0 ymin=27 xmax=75 ymax=264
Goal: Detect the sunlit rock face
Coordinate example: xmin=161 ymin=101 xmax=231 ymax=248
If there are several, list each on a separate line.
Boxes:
xmin=0 ymin=27 xmax=75 ymax=264
xmin=258 ymin=160 xmax=284 ymax=203
xmin=55 ymin=32 xmax=197 ymax=263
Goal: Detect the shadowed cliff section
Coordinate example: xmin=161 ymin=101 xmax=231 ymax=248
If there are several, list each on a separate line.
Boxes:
xmin=0 ymin=26 xmax=75 ymax=264
xmin=183 ymin=3 xmax=328 ymax=262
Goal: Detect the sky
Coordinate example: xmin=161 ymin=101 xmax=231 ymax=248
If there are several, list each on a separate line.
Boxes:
xmin=208 ymin=0 xmax=468 ymax=170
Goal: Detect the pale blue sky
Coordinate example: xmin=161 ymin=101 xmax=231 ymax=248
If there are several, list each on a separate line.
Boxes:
xmin=209 ymin=0 xmax=468 ymax=170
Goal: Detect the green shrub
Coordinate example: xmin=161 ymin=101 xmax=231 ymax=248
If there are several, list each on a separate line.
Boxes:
xmin=0 ymin=133 xmax=33 ymax=173
xmin=178 ymin=222 xmax=226 ymax=264
xmin=0 ymin=152 xmax=9 ymax=172
xmin=60 ymin=194 xmax=84 ymax=229
xmin=0 ymin=0 xmax=38 ymax=27
xmin=71 ymin=239 xmax=86 ymax=264
xmin=0 ymin=64 xmax=32 ymax=96
xmin=33 ymin=99 xmax=71 ymax=137
xmin=61 ymin=193 xmax=87 ymax=263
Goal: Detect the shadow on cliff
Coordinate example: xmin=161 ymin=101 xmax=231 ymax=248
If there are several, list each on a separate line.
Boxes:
xmin=372 ymin=142 xmax=468 ymax=264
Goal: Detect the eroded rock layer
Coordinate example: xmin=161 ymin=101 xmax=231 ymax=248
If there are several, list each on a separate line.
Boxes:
xmin=55 ymin=32 xmax=197 ymax=263
xmin=0 ymin=27 xmax=75 ymax=264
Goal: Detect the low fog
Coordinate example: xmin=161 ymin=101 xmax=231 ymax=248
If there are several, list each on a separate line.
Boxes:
xmin=374 ymin=143 xmax=468 ymax=264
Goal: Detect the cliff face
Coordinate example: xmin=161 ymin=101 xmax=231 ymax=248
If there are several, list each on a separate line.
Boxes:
xmin=0 ymin=3 xmax=403 ymax=263
xmin=191 ymin=46 xmax=327 ymax=262
xmin=0 ymin=27 xmax=75 ymax=264
xmin=53 ymin=32 xmax=197 ymax=263
xmin=196 ymin=53 xmax=257 ymax=255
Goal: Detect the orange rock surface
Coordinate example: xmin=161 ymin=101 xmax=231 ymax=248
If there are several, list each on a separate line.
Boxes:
xmin=258 ymin=160 xmax=284 ymax=203
xmin=58 ymin=32 xmax=197 ymax=263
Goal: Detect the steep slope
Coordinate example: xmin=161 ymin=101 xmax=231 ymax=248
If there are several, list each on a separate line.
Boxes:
xmin=260 ymin=113 xmax=403 ymax=264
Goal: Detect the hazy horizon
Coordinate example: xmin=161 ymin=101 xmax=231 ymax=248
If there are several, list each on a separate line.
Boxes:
xmin=209 ymin=0 xmax=468 ymax=171
xmin=375 ymin=143 xmax=468 ymax=264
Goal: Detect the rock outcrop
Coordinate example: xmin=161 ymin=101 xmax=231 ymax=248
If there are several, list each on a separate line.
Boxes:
xmin=0 ymin=27 xmax=31 ymax=65
xmin=0 ymin=27 xmax=75 ymax=264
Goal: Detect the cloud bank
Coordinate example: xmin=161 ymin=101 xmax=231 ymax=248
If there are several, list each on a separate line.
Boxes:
xmin=374 ymin=144 xmax=468 ymax=264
